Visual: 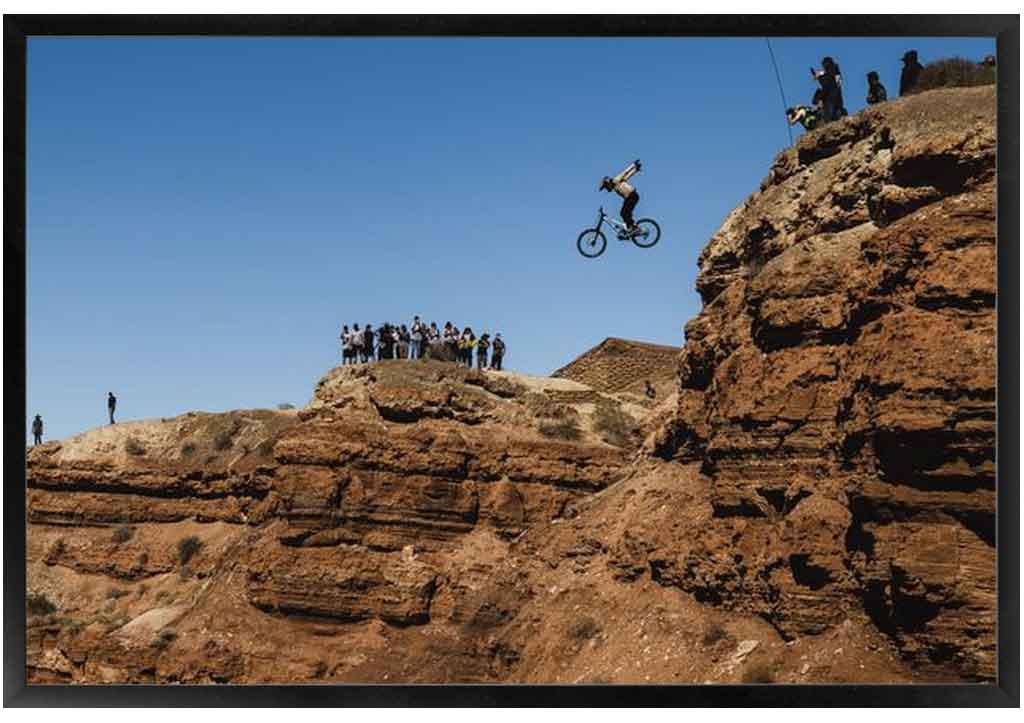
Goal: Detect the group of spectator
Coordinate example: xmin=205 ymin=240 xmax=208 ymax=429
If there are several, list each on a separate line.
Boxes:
xmin=339 ymin=316 xmax=507 ymax=370
xmin=786 ymin=49 xmax=932 ymax=132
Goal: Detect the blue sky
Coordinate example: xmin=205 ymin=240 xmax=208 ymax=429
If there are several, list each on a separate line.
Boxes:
xmin=27 ymin=36 xmax=995 ymax=441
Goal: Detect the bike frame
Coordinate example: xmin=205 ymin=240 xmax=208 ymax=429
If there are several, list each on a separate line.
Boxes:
xmin=597 ymin=206 xmax=628 ymax=232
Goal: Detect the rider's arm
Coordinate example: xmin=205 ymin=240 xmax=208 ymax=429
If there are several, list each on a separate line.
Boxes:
xmin=613 ymin=161 xmax=639 ymax=184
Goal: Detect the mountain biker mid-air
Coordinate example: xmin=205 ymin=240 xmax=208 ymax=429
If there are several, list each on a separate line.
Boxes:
xmin=600 ymin=159 xmax=642 ymax=233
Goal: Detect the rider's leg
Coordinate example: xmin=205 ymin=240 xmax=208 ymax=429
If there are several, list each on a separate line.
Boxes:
xmin=621 ymin=191 xmax=639 ymax=230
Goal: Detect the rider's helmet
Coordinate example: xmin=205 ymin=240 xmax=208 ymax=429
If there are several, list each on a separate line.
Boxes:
xmin=599 ymin=176 xmax=613 ymax=191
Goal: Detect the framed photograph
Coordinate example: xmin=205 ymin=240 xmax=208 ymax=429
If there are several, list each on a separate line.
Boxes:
xmin=4 ymin=14 xmax=1018 ymax=707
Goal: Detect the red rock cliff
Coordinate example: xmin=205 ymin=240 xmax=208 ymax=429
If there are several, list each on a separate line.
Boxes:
xmin=652 ymin=85 xmax=996 ymax=679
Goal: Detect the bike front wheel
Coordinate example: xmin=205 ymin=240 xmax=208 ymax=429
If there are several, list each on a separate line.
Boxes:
xmin=631 ymin=219 xmax=661 ymax=248
xmin=577 ymin=228 xmax=607 ymax=258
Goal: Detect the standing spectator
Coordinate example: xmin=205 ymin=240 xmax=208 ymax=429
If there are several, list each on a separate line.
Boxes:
xmin=383 ymin=324 xmax=396 ymax=360
xmin=377 ymin=324 xmax=390 ymax=360
xmin=490 ymin=334 xmax=506 ymax=371
xmin=812 ymin=56 xmax=845 ymax=121
xmin=32 ymin=414 xmax=43 ymax=446
xmin=866 ymin=71 xmax=887 ymax=105
xmin=900 ymin=50 xmax=923 ymax=96
xmin=340 ymin=325 xmax=352 ymax=365
xmin=460 ymin=328 xmax=476 ymax=367
xmin=410 ymin=316 xmax=424 ymax=360
xmin=446 ymin=324 xmax=459 ymax=361
xmin=351 ymin=324 xmax=363 ymax=363
xmin=362 ymin=324 xmax=375 ymax=363
xmin=476 ymin=333 xmax=490 ymax=370
xmin=107 ymin=392 xmax=117 ymax=425
xmin=427 ymin=322 xmax=441 ymax=359
xmin=397 ymin=325 xmax=410 ymax=359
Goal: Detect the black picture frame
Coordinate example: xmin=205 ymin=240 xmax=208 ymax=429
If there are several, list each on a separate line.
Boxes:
xmin=4 ymin=14 xmax=1018 ymax=707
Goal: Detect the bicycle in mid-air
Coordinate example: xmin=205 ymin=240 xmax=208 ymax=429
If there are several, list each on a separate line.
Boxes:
xmin=576 ymin=207 xmax=661 ymax=258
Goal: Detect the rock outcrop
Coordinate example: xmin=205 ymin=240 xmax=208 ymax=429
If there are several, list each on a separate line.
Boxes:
xmin=651 ymin=85 xmax=996 ymax=680
xmin=27 ymin=361 xmax=641 ymax=682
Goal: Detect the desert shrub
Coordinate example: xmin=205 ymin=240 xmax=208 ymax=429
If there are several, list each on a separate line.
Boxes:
xmin=27 ymin=591 xmax=57 ymax=617
xmin=152 ymin=628 xmax=177 ymax=650
xmin=111 ymin=525 xmax=135 ymax=544
xmin=256 ymin=436 xmax=277 ymax=457
xmin=742 ymin=661 xmax=776 ymax=684
xmin=180 ymin=441 xmax=196 ymax=456
xmin=47 ymin=538 xmax=66 ymax=560
xmin=277 ymin=403 xmax=296 ymax=410
xmin=58 ymin=617 xmax=83 ymax=634
xmin=106 ymin=587 xmax=130 ymax=600
xmin=913 ymin=56 xmax=996 ymax=93
xmin=210 ymin=417 xmax=243 ymax=451
xmin=125 ymin=437 xmax=147 ymax=456
xmin=312 ymin=660 xmax=328 ymax=679
xmin=592 ymin=400 xmax=636 ymax=447
xmin=135 ymin=551 xmax=149 ymax=567
xmin=569 ymin=617 xmax=601 ymax=641
xmin=97 ymin=611 xmax=130 ymax=632
xmin=137 ymin=584 xmax=149 ymax=598
xmin=177 ymin=535 xmax=203 ymax=566
xmin=702 ymin=622 xmax=729 ymax=646
xmin=538 ymin=419 xmax=582 ymax=441
xmin=524 ymin=392 xmax=573 ymax=420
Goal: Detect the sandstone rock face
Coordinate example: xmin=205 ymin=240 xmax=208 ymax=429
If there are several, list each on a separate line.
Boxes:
xmin=658 ymin=86 xmax=996 ymax=680
xmin=25 ymin=86 xmax=994 ymax=686
xmin=26 ymin=361 xmax=637 ymax=682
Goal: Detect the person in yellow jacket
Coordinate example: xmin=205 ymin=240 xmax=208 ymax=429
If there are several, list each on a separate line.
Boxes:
xmin=459 ymin=328 xmax=477 ymax=368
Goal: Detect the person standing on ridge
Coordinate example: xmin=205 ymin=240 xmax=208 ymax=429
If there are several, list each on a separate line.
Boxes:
xmin=476 ymin=333 xmax=490 ymax=370
xmin=490 ymin=334 xmax=505 ymax=371
xmin=398 ymin=325 xmax=410 ymax=359
xmin=812 ymin=57 xmax=845 ymax=121
xmin=599 ymin=159 xmax=642 ymax=233
xmin=900 ymin=50 xmax=923 ymax=96
xmin=351 ymin=324 xmax=363 ymax=363
xmin=340 ymin=325 xmax=352 ymax=365
xmin=107 ymin=392 xmax=117 ymax=425
xmin=32 ymin=414 xmax=44 ymax=446
xmin=866 ymin=71 xmax=888 ymax=105
xmin=362 ymin=324 xmax=375 ymax=363
xmin=410 ymin=316 xmax=424 ymax=360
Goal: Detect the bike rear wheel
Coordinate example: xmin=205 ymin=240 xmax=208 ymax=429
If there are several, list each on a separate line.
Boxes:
xmin=577 ymin=228 xmax=607 ymax=258
xmin=631 ymin=219 xmax=661 ymax=248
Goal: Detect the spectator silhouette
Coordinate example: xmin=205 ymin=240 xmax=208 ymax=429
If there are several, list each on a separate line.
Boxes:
xmin=900 ymin=50 xmax=923 ymax=96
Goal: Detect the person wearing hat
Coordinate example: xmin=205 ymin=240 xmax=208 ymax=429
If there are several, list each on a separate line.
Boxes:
xmin=490 ymin=333 xmax=506 ymax=371
xmin=32 ymin=414 xmax=44 ymax=446
xmin=599 ymin=159 xmax=642 ymax=233
xmin=900 ymin=50 xmax=923 ymax=96
xmin=866 ymin=71 xmax=888 ymax=105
